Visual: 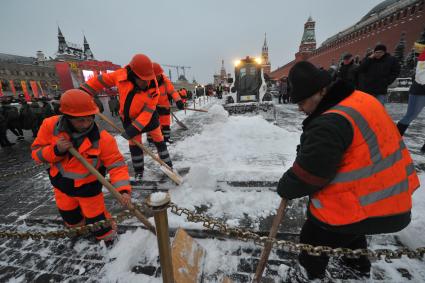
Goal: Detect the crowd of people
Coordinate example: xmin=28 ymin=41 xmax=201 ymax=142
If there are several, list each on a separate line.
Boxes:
xmin=0 ymin=95 xmax=59 ymax=147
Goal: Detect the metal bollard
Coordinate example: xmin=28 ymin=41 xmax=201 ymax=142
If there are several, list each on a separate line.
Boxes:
xmin=147 ymin=193 xmax=174 ymax=283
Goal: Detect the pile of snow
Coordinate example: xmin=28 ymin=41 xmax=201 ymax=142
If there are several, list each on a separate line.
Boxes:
xmin=102 ymin=229 xmax=160 ymax=283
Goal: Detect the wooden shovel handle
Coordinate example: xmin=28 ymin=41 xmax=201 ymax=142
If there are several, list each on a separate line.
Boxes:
xmin=97 ymin=113 xmax=172 ymax=171
xmin=68 ymin=147 xmax=156 ymax=234
xmin=252 ymin=198 xmax=287 ymax=283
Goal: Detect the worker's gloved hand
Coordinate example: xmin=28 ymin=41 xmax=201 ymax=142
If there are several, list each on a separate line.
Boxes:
xmin=55 ymin=137 xmax=73 ymax=154
xmin=176 ymin=100 xmax=185 ymax=110
xmin=121 ymin=124 xmax=140 ymax=140
xmin=119 ymin=192 xmax=132 ymax=207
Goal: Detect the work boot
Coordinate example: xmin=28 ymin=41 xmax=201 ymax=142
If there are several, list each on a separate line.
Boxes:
xmin=134 ymin=172 xmax=143 ymax=182
xmin=421 ymin=143 xmax=425 ymax=153
xmin=340 ymin=255 xmax=371 ymax=278
xmin=165 ymin=138 xmax=174 ymax=144
xmin=396 ymin=122 xmax=409 ymax=136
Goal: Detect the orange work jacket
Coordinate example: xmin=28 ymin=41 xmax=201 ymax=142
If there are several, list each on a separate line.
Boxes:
xmin=31 ymin=116 xmax=131 ymax=196
xmin=309 ymin=91 xmax=419 ymax=226
xmin=81 ymin=68 xmax=159 ymax=132
xmin=157 ymin=75 xmax=182 ymax=108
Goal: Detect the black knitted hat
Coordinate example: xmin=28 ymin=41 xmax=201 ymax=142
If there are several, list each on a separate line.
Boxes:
xmin=288 ymin=61 xmax=332 ymax=103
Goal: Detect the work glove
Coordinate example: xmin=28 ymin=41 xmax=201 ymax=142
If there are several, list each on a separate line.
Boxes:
xmin=176 ymin=100 xmax=185 ymax=110
xmin=119 ymin=191 xmax=132 ymax=207
xmin=121 ymin=124 xmax=140 ymax=140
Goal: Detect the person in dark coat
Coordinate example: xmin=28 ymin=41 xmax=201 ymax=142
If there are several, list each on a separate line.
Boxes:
xmin=30 ymin=99 xmax=43 ymax=137
xmin=19 ymin=98 xmax=34 ymax=138
xmin=108 ymin=95 xmax=119 ymax=116
xmin=93 ymin=94 xmax=104 ymax=113
xmin=0 ymin=101 xmax=14 ymax=147
xmin=396 ymin=29 xmax=425 ymax=151
xmin=278 ymin=78 xmax=288 ymax=104
xmin=357 ymin=44 xmax=400 ymax=104
xmin=40 ymin=98 xmax=55 ymax=119
xmin=51 ymin=95 xmax=61 ymax=115
xmin=1 ymin=97 xmax=23 ymax=140
xmin=277 ymin=61 xmax=418 ymax=280
xmin=337 ymin=53 xmax=358 ymax=87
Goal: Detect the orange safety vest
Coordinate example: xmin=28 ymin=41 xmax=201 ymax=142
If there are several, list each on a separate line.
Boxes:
xmin=31 ymin=116 xmax=131 ymax=194
xmin=157 ymin=75 xmax=182 ymax=108
xmin=309 ymin=91 xmax=419 ymax=226
xmin=81 ymin=68 xmax=159 ymax=131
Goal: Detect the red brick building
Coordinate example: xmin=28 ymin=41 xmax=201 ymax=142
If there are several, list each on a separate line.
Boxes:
xmin=270 ymin=0 xmax=425 ymax=79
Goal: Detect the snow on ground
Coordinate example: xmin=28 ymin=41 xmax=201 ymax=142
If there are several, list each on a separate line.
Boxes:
xmin=105 ymin=101 xmax=425 ymax=282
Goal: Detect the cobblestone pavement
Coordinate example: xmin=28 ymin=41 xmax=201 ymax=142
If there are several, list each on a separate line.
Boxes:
xmin=0 ymin=97 xmax=423 ymax=282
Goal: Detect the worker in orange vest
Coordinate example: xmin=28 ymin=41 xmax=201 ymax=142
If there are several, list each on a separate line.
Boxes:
xmin=31 ymin=89 xmax=131 ymax=244
xmin=80 ymin=54 xmax=173 ymax=179
xmin=147 ymin=63 xmax=185 ymax=144
xmin=277 ymin=61 xmax=419 ymax=279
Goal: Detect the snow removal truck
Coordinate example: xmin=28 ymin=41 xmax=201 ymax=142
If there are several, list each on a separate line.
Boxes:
xmin=223 ymin=56 xmax=274 ymax=115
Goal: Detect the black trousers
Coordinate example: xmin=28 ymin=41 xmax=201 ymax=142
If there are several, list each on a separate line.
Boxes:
xmin=299 ymin=218 xmax=371 ymax=279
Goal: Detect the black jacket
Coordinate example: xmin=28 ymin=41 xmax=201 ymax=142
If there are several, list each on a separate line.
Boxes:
xmin=337 ymin=61 xmax=358 ymax=87
xmin=277 ymin=79 xmax=410 ymax=235
xmin=357 ymin=53 xmax=400 ymax=96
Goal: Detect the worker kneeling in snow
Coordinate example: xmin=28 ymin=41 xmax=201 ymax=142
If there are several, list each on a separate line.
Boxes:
xmin=277 ymin=61 xmax=420 ymax=279
xmin=31 ymin=89 xmax=131 ymax=244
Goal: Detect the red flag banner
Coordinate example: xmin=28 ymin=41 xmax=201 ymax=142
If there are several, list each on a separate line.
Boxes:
xmin=21 ymin=81 xmax=31 ymax=102
xmin=30 ymin=81 xmax=39 ymax=98
xmin=0 ymin=81 xmax=3 ymax=97
xmin=37 ymin=81 xmax=46 ymax=97
xmin=9 ymin=80 xmax=16 ymax=97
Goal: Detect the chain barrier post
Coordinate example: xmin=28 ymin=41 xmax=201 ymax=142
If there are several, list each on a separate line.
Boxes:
xmin=147 ymin=192 xmax=174 ymax=283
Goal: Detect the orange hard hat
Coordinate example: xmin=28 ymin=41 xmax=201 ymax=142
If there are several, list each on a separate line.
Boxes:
xmin=59 ymin=89 xmax=99 ymax=116
xmin=152 ymin=62 xmax=164 ymax=76
xmin=128 ymin=54 xmax=155 ymax=80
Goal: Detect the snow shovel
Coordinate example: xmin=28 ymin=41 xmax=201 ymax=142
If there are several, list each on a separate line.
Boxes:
xmin=172 ymin=228 xmax=206 ymax=283
xmin=97 ymin=113 xmax=183 ymax=185
xmin=172 ymin=107 xmax=208 ymax=113
xmin=184 ymin=107 xmax=208 ymax=113
xmin=171 ymin=112 xmax=189 ymax=130
xmin=252 ymin=198 xmax=287 ymax=283
xmin=68 ymin=147 xmax=156 ymax=234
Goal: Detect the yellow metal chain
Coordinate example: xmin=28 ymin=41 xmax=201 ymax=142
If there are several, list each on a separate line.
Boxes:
xmin=168 ymin=202 xmax=425 ymax=260
xmin=0 ymin=210 xmax=133 ymax=240
xmin=0 ymin=164 xmax=48 ymax=179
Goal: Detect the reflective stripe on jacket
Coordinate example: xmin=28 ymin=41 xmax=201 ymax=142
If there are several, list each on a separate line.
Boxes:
xmin=81 ymin=68 xmax=159 ymax=132
xmin=31 ymin=115 xmax=131 ymax=195
xmin=309 ymin=91 xmax=419 ymax=226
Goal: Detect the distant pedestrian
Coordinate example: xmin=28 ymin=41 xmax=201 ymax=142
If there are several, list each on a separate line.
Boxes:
xmin=40 ymin=98 xmax=55 ymax=119
xmin=30 ymin=99 xmax=43 ymax=137
xmin=108 ymin=95 xmax=119 ymax=116
xmin=337 ymin=53 xmax=358 ymax=87
xmin=93 ymin=95 xmax=104 ymax=113
xmin=18 ymin=97 xmax=34 ymax=139
xmin=396 ymin=29 xmax=425 ymax=151
xmin=357 ymin=44 xmax=400 ymax=105
xmin=1 ymin=96 xmax=24 ymax=140
xmin=0 ymin=100 xmax=14 ymax=147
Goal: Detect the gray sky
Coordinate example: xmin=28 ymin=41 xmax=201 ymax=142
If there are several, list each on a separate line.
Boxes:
xmin=1 ymin=0 xmax=383 ymax=83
